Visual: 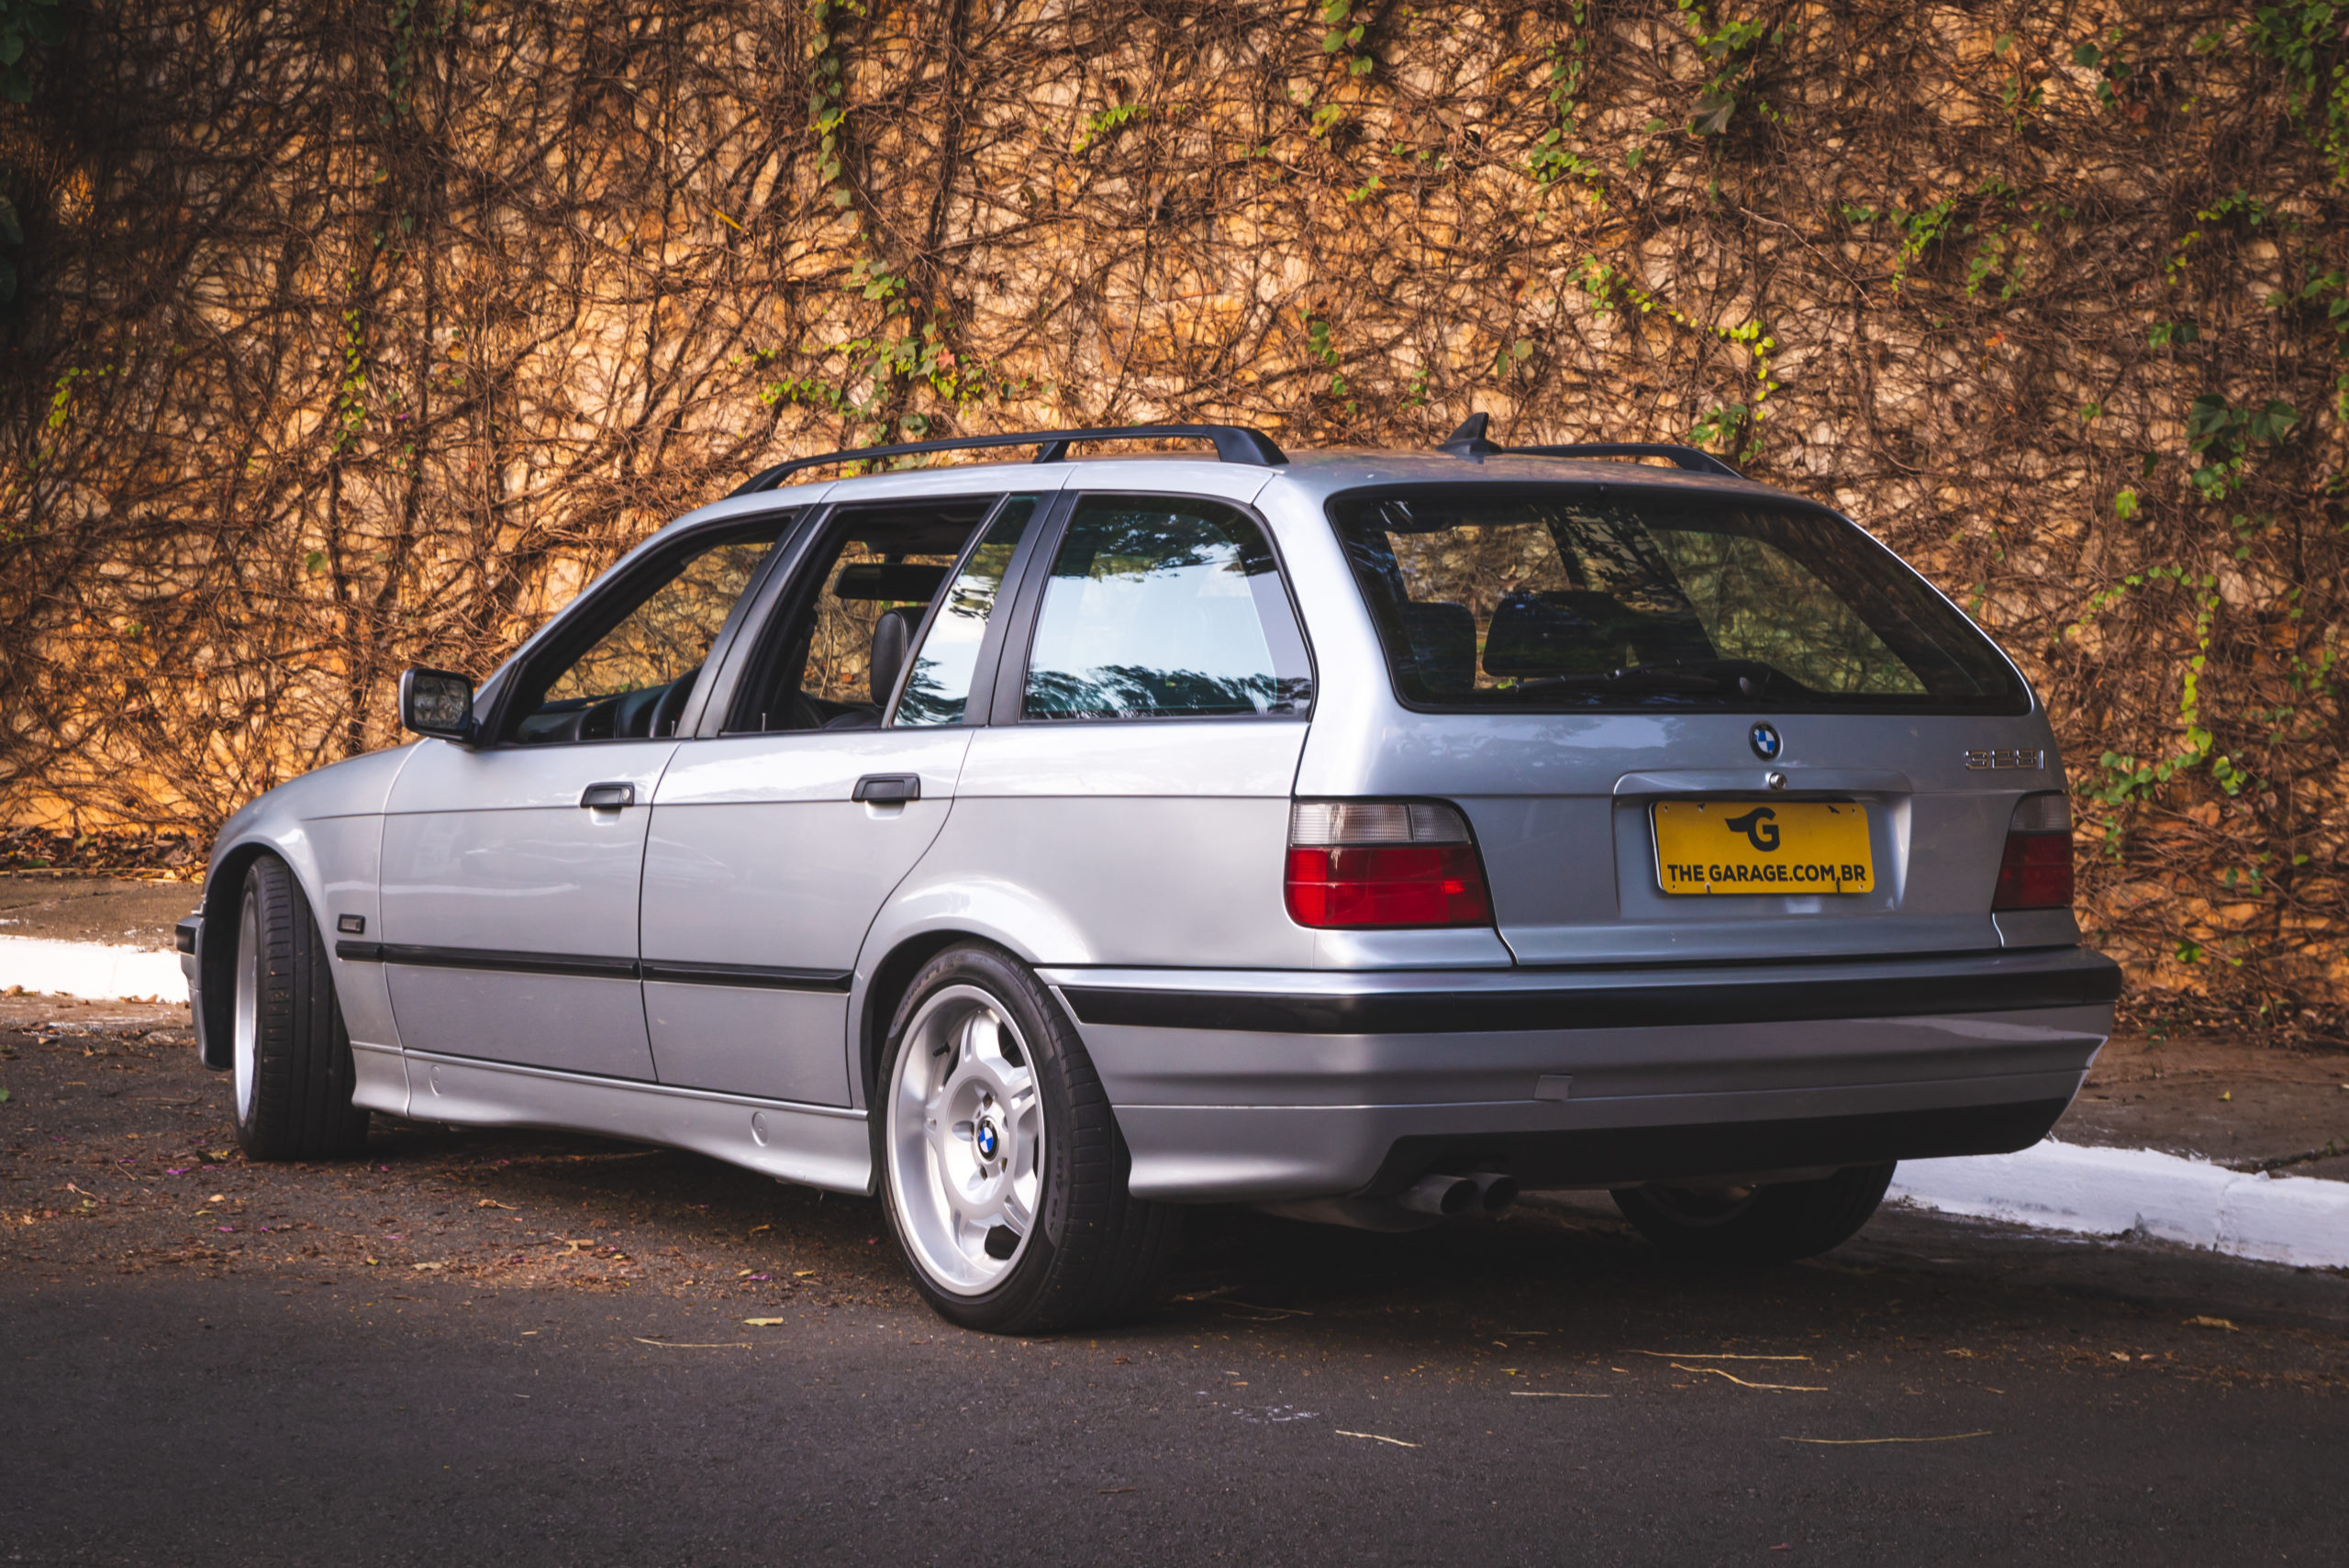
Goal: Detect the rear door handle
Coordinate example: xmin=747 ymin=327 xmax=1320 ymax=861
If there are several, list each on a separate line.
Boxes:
xmin=579 ymin=782 xmax=636 ymax=809
xmin=852 ymin=774 xmax=920 ymax=805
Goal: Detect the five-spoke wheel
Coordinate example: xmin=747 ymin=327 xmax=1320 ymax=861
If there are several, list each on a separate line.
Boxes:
xmin=875 ymin=942 xmax=1178 ymax=1333
xmin=885 ymin=985 xmax=1046 ymax=1293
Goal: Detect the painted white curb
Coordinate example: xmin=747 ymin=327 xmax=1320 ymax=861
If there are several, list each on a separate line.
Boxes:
xmin=0 ymin=936 xmax=187 ymax=1004
xmin=1891 ymin=1139 xmax=2349 ymax=1271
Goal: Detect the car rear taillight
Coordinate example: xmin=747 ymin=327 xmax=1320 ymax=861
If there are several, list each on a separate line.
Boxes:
xmin=1286 ymin=801 xmax=1493 ymax=929
xmin=1992 ymin=793 xmax=2074 ymax=911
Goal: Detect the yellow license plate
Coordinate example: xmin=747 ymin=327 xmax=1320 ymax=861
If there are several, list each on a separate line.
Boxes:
xmin=1652 ymin=800 xmax=1875 ymax=895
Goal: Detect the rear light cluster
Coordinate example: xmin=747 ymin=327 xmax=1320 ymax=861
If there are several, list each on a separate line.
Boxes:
xmin=1992 ymin=793 xmax=2074 ymax=911
xmin=1286 ymin=801 xmax=1494 ymax=929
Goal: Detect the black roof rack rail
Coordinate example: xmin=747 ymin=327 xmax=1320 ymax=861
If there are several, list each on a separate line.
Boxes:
xmin=1434 ymin=413 xmax=1742 ymax=478
xmin=730 ymin=424 xmax=1287 ymax=497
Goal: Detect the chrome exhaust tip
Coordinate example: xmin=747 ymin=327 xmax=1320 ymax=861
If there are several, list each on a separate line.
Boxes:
xmin=1398 ymin=1173 xmax=1480 ymax=1217
xmin=1465 ymin=1172 xmax=1519 ymax=1214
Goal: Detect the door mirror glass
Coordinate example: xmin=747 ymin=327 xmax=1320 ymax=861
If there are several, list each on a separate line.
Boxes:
xmin=1022 ymin=497 xmax=1313 ymax=721
xmin=400 ymin=667 xmax=476 ymax=741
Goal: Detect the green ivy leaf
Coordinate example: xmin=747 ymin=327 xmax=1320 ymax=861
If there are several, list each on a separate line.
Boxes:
xmin=1688 ymin=89 xmax=1735 ymax=136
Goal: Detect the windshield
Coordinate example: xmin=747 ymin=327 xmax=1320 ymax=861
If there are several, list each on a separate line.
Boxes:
xmin=1328 ymin=486 xmax=2026 ymax=713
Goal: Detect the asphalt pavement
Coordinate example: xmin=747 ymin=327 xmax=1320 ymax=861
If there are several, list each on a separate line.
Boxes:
xmin=5 ymin=1016 xmax=2345 ymax=1565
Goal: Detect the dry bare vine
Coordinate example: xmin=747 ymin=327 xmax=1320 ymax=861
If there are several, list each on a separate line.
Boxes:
xmin=3 ymin=0 xmax=2347 ymax=1025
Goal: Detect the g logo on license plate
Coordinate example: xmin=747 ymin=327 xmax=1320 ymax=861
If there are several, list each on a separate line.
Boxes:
xmin=1749 ymin=722 xmax=1782 ymax=761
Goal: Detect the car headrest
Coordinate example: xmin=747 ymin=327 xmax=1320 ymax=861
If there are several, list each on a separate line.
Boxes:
xmin=1395 ymin=602 xmax=1476 ymax=694
xmin=834 ymin=562 xmax=952 ymax=602
xmin=1483 ymin=589 xmax=1642 ymax=677
xmin=870 ymin=605 xmax=924 ymax=706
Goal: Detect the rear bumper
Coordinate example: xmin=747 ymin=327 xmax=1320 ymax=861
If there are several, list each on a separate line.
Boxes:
xmin=1044 ymin=945 xmax=2118 ymax=1202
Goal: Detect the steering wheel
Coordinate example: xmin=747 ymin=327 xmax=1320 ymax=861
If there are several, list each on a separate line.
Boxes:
xmin=651 ymin=665 xmax=700 ymax=738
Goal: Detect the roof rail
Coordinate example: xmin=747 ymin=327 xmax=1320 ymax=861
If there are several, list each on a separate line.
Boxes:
xmin=730 ymin=424 xmax=1287 ymax=497
xmin=1434 ymin=413 xmax=1742 ymax=479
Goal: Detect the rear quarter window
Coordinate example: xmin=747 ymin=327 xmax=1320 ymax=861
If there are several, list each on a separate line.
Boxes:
xmin=1021 ymin=496 xmax=1314 ymax=721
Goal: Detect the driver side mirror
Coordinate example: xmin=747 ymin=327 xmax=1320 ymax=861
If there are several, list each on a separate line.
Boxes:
xmin=400 ymin=667 xmax=477 ymax=743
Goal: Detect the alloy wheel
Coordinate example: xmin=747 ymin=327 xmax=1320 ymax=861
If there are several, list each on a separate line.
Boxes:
xmin=885 ymin=984 xmax=1046 ymax=1295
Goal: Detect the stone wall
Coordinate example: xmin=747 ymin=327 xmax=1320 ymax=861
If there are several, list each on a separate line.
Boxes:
xmin=4 ymin=1 xmax=2346 ymax=1028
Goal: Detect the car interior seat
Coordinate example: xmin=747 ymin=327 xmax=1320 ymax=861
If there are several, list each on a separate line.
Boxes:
xmin=1483 ymin=589 xmax=1644 ymax=677
xmin=821 ymin=605 xmax=926 ymax=729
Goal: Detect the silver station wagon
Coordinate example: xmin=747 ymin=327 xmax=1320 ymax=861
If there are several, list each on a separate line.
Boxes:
xmin=181 ymin=418 xmax=2118 ymax=1332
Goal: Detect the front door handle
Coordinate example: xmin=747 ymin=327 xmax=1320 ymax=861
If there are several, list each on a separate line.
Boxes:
xmin=852 ymin=773 xmax=920 ymax=805
xmin=579 ymin=782 xmax=637 ymax=810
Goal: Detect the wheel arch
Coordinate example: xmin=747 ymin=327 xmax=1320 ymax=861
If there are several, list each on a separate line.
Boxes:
xmin=848 ymin=878 xmax=1096 ymax=1109
xmin=854 ymin=929 xmax=989 ymax=1110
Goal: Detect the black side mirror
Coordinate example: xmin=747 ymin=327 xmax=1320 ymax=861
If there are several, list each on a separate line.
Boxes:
xmin=400 ymin=667 xmax=477 ymax=743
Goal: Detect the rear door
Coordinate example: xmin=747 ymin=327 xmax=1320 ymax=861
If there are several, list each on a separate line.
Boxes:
xmin=377 ymin=516 xmax=789 ymax=1078
xmin=637 ymin=493 xmax=1047 ymax=1105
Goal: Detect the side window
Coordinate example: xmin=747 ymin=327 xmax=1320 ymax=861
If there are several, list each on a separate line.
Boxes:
xmin=894 ymin=498 xmax=1038 ymax=727
xmin=1022 ymin=496 xmax=1312 ymax=721
xmin=724 ymin=496 xmax=1027 ymax=734
xmin=511 ymin=524 xmax=785 ymax=745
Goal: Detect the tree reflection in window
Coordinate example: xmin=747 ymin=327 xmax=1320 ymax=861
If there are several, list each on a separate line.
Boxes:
xmin=1022 ymin=499 xmax=1312 ymax=721
xmin=896 ymin=498 xmax=1038 ymax=727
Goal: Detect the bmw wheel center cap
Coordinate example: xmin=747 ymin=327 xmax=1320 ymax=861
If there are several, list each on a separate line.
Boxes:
xmin=1749 ymin=722 xmax=1782 ymax=762
xmin=976 ymin=1120 xmax=999 ymax=1160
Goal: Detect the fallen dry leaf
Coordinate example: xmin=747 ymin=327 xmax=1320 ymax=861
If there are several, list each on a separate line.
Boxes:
xmin=2185 ymin=1315 xmax=2239 ymax=1331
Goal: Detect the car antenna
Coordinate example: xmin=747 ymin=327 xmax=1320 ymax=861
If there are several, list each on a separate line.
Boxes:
xmin=1437 ymin=411 xmax=1504 ymax=461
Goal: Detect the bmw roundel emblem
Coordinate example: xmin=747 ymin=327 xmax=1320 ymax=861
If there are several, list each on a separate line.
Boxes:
xmin=1749 ymin=722 xmax=1783 ymax=762
xmin=976 ymin=1121 xmax=999 ymax=1160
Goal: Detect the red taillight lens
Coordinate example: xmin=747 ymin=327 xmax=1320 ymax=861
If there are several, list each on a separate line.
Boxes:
xmin=1285 ymin=801 xmax=1494 ymax=929
xmin=1992 ymin=793 xmax=2074 ymax=911
xmin=1286 ymin=845 xmax=1493 ymax=928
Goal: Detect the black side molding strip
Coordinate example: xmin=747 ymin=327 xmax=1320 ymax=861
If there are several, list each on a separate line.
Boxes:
xmin=640 ymin=960 xmax=853 ymax=993
xmin=336 ymin=941 xmax=851 ymax=993
xmin=1060 ymin=958 xmax=2122 ymax=1036
xmin=339 ymin=941 xmax=637 ymax=980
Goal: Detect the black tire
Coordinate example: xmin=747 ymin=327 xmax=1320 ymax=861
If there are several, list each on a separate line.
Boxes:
xmin=1611 ymin=1162 xmax=1895 ymax=1267
xmin=875 ymin=941 xmax=1179 ymax=1334
xmin=228 ymin=855 xmax=370 ymax=1161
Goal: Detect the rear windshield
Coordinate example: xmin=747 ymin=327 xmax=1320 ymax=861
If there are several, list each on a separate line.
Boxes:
xmin=1328 ymin=486 xmax=2026 ymax=713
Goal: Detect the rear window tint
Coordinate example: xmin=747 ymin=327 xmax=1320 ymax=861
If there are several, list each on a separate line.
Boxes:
xmin=1023 ymin=497 xmax=1313 ymax=721
xmin=1328 ymin=486 xmax=2025 ymax=713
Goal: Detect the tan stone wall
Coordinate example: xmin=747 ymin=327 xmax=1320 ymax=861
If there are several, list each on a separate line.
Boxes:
xmin=4 ymin=1 xmax=2346 ymax=1024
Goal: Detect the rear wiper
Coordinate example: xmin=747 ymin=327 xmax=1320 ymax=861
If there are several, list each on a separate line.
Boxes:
xmin=1510 ymin=664 xmax=1725 ymax=695
xmin=1508 ymin=661 xmax=1787 ymax=699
